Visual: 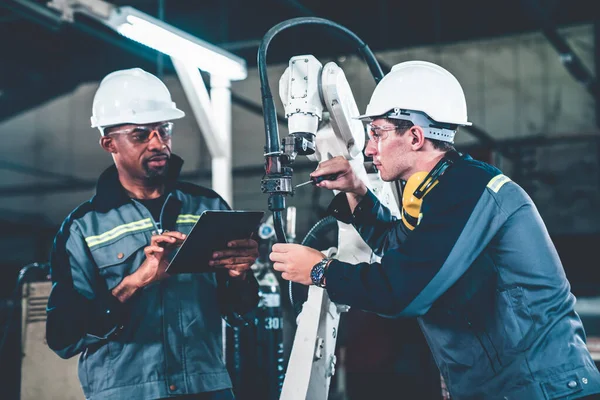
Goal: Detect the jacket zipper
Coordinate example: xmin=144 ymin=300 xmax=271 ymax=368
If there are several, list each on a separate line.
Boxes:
xmin=130 ymin=194 xmax=173 ymax=383
xmin=157 ymin=193 xmax=172 ymax=233
xmin=131 ymin=192 xmax=173 ymax=234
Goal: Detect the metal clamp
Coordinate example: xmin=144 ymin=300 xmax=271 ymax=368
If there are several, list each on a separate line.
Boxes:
xmin=261 ymin=176 xmax=293 ymax=194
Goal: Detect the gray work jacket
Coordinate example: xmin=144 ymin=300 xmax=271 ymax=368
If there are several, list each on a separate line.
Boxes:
xmin=326 ymin=154 xmax=600 ymax=399
xmin=46 ymin=155 xmax=259 ymax=400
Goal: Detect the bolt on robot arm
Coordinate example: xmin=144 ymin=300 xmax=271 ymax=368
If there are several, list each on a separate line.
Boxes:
xmin=278 ymin=55 xmax=400 ymax=400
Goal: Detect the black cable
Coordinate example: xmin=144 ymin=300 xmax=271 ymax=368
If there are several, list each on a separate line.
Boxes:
xmin=288 ymin=216 xmax=338 ymax=313
xmin=301 ymin=215 xmax=338 ymax=248
xmin=0 ymin=262 xmax=50 ymax=358
xmin=273 ymin=211 xmax=288 ymax=245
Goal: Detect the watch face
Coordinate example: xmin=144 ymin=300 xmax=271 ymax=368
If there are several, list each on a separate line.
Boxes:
xmin=311 ymin=258 xmax=329 ymax=287
xmin=311 ymin=263 xmax=325 ymax=286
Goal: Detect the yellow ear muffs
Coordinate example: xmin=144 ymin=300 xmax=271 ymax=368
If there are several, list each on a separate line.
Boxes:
xmin=401 ymin=171 xmax=438 ymax=231
xmin=399 ymin=151 xmax=463 ymax=231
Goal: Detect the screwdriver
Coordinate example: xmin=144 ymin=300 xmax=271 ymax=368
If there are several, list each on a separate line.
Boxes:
xmin=295 ymin=173 xmax=339 ymax=188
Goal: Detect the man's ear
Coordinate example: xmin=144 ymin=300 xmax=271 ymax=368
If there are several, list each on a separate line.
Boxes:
xmin=410 ymin=126 xmax=426 ymax=150
xmin=99 ymin=136 xmax=117 ymax=154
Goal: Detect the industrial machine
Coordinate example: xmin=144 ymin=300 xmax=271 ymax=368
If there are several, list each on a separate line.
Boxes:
xmin=0 ymin=263 xmax=83 ymax=400
xmin=257 ymin=17 xmax=401 ymax=399
xmin=20 ymin=281 xmax=83 ymax=400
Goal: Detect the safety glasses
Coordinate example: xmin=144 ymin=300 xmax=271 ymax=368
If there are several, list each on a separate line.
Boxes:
xmin=366 ymin=123 xmax=399 ymax=143
xmin=106 ymin=122 xmax=173 ymax=144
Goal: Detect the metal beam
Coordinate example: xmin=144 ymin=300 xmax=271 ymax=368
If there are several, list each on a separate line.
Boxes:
xmin=209 ymin=75 xmax=234 ymax=205
xmin=542 ymin=27 xmax=599 ymax=98
xmin=520 ymin=0 xmax=598 ymax=100
xmin=171 ymin=59 xmax=226 ymax=158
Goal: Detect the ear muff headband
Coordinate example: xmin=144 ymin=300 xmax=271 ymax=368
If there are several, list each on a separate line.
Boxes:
xmin=401 ymin=151 xmax=462 ymax=230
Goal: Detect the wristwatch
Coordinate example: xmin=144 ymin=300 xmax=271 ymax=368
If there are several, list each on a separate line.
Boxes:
xmin=311 ymin=257 xmax=332 ymax=288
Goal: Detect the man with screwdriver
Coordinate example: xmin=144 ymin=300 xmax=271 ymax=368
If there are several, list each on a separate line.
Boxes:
xmin=271 ymin=60 xmax=600 ymax=399
xmin=45 ymin=68 xmax=259 ymax=400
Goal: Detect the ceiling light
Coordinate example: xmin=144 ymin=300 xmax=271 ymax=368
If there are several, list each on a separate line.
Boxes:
xmin=106 ymin=7 xmax=247 ymax=81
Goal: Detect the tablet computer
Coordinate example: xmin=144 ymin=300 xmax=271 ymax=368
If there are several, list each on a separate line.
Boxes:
xmin=166 ymin=210 xmax=265 ymax=274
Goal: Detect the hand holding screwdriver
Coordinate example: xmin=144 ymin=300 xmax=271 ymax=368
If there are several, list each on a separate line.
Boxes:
xmin=303 ymin=156 xmax=368 ymax=196
xmin=295 ymin=174 xmax=339 ymax=188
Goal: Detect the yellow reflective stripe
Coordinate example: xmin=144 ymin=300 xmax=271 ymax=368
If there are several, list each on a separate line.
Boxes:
xmin=86 ymin=218 xmax=154 ymax=247
xmin=487 ymin=174 xmax=512 ymax=193
xmin=177 ymin=214 xmax=202 ymax=219
xmin=176 ymin=214 xmax=202 ymax=224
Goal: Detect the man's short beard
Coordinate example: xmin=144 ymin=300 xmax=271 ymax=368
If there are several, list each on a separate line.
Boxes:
xmin=143 ymin=161 xmax=169 ymax=179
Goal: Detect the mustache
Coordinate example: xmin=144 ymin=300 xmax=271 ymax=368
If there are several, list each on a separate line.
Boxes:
xmin=145 ymin=152 xmax=170 ymax=162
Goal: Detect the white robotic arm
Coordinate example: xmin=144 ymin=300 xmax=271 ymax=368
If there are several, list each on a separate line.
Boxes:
xmin=278 ymin=55 xmax=399 ymax=400
xmin=279 ymin=55 xmax=399 ymax=206
xmin=278 ymin=55 xmax=363 ymax=163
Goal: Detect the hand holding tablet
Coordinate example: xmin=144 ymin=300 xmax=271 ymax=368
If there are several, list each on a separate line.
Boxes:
xmin=166 ymin=210 xmax=264 ymax=274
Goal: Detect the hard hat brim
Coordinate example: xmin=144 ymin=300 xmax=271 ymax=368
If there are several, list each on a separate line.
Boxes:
xmin=354 ymin=112 xmax=472 ymax=126
xmin=91 ymin=108 xmax=185 ymax=128
xmin=354 ymin=112 xmax=378 ymax=122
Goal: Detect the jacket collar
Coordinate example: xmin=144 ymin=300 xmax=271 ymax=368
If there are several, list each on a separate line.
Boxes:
xmin=92 ymin=154 xmax=184 ymax=212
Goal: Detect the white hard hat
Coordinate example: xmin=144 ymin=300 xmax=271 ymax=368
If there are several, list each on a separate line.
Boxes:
xmin=90 ymin=68 xmax=185 ymax=131
xmin=358 ymin=61 xmax=471 ymax=142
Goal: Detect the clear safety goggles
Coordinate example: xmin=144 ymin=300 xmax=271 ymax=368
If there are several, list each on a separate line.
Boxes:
xmin=365 ymin=123 xmax=403 ymax=143
xmin=104 ymin=122 xmax=173 ymax=144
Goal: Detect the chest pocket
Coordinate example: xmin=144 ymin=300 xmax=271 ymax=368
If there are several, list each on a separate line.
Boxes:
xmin=89 ymin=231 xmax=150 ymax=290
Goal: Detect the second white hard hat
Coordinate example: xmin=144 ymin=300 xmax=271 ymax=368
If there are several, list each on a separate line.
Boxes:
xmin=90 ymin=68 xmax=185 ymax=131
xmin=358 ymin=60 xmax=471 ymax=128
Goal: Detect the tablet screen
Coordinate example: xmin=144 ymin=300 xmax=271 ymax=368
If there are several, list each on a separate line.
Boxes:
xmin=166 ymin=210 xmax=264 ymax=274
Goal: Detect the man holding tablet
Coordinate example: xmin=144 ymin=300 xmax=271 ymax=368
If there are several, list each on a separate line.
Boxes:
xmin=45 ymin=68 xmax=259 ymax=400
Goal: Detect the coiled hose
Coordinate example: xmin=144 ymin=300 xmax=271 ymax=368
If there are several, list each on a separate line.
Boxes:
xmin=289 ymin=215 xmax=338 ymax=316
